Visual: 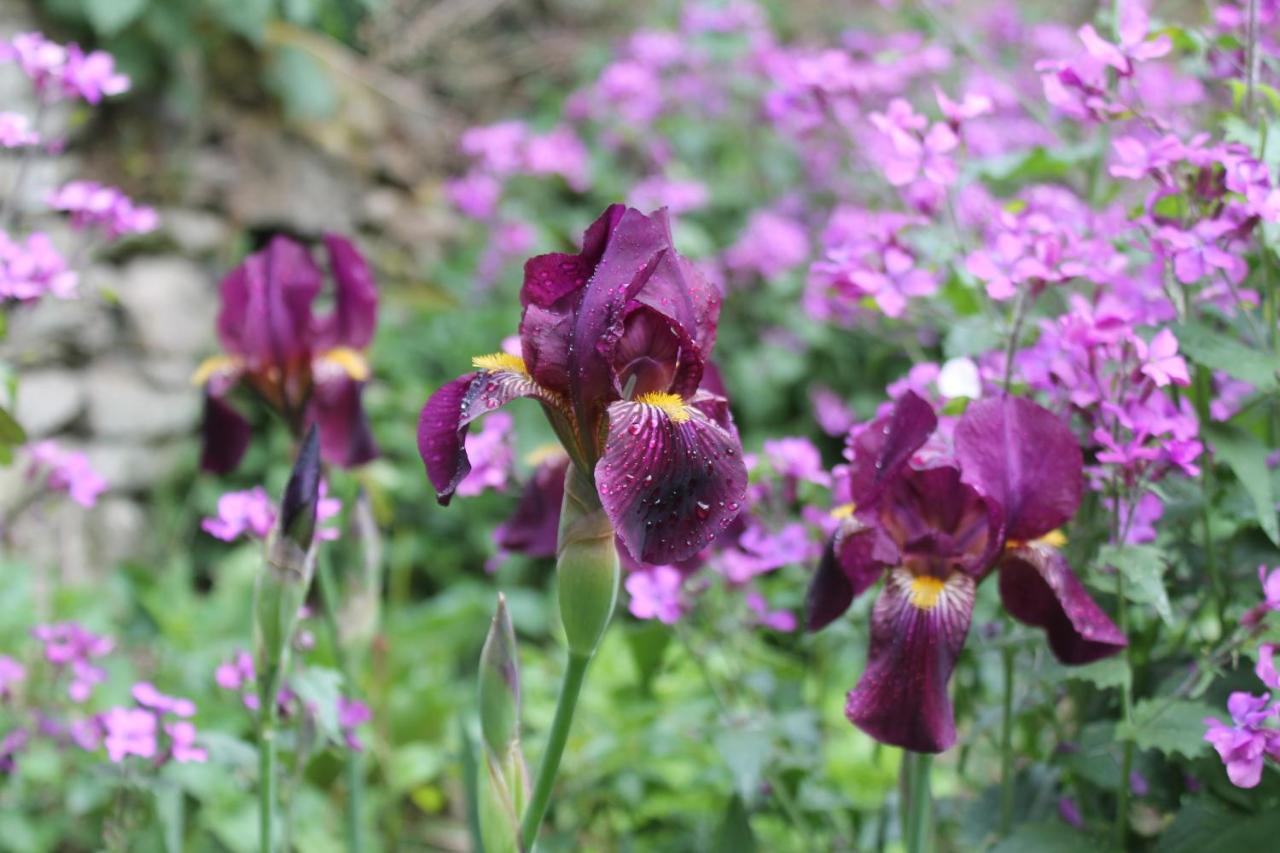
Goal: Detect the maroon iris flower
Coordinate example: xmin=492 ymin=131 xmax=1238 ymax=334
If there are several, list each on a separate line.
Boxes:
xmin=806 ymin=391 xmax=1125 ymax=753
xmin=418 ymin=205 xmax=747 ymax=565
xmin=196 ymin=234 xmax=379 ymax=473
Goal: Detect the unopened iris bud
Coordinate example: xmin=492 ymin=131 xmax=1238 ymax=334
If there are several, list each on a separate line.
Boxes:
xmin=254 ymin=427 xmax=323 ymax=700
xmin=556 ymin=465 xmax=620 ymax=658
xmin=478 ymin=594 xmax=521 ymax=757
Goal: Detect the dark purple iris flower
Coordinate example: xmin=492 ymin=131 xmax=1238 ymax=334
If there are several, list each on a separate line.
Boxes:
xmin=807 ymin=391 xmax=1125 ymax=753
xmin=418 ymin=205 xmax=747 ymax=565
xmin=197 ymin=234 xmax=379 ymax=473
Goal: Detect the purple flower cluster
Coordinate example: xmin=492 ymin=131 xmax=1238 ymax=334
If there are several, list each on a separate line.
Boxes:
xmin=46 ymin=181 xmax=159 ymax=241
xmin=0 ymin=32 xmax=129 ymax=104
xmin=201 ymin=482 xmax=341 ymax=542
xmin=23 ymin=441 xmax=107 ymax=508
xmin=0 ymin=232 xmax=77 ymax=302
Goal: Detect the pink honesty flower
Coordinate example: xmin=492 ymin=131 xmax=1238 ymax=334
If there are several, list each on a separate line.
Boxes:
xmin=165 ymin=720 xmax=208 ymax=763
xmin=1256 ymin=644 xmax=1280 ymax=691
xmin=132 ymin=683 xmax=197 ymax=718
xmin=459 ymin=121 xmax=528 ymax=174
xmin=934 ymin=87 xmax=994 ymax=126
xmin=102 ymin=707 xmax=158 ymax=762
xmin=626 ymin=565 xmax=686 ymax=624
xmin=1077 ymin=1 xmax=1171 ymax=76
xmin=445 ymin=171 xmax=502 ymax=220
xmin=725 ymin=210 xmax=809 ymax=279
xmin=0 ymin=232 xmax=78 ymax=302
xmin=33 ymin=622 xmax=113 ymax=702
xmin=762 ymin=437 xmax=830 ymax=488
xmin=811 ymin=386 xmax=857 ymax=437
xmin=523 ymin=126 xmax=591 ymax=191
xmin=23 ymin=441 xmax=106 ymax=507
xmin=630 ymin=176 xmax=710 ymax=215
xmin=201 ymin=487 xmax=276 ymax=541
xmin=1261 ymin=566 xmax=1280 ymax=611
xmin=456 ymin=411 xmax=514 ymax=497
xmin=215 ymin=651 xmax=255 ymax=692
xmin=1136 ymin=329 xmax=1190 ymax=387
xmin=745 ymin=590 xmax=796 ymax=631
xmin=0 ymin=112 xmax=38 ymax=148
xmin=1058 ymin=796 xmax=1084 ymax=828
xmin=0 ymin=656 xmax=25 ymax=700
xmin=1204 ymin=692 xmax=1280 ymax=788
xmin=337 ymin=697 xmax=372 ymax=751
xmin=47 ymin=181 xmax=159 ymax=240
xmin=2 ymin=33 xmax=129 ymax=103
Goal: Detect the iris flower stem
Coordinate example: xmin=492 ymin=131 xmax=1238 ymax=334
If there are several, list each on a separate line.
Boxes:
xmin=258 ymin=671 xmax=281 ymax=853
xmin=903 ymin=752 xmax=933 ymax=853
xmin=316 ymin=551 xmax=365 ymax=853
xmin=999 ymin=646 xmax=1015 ymax=836
xmin=520 ymin=651 xmax=591 ymax=850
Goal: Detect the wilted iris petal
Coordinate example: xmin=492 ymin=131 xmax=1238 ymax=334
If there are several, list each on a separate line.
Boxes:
xmin=311 ymin=376 xmax=379 ymax=469
xmin=200 ymin=393 xmax=252 ymax=474
xmin=847 ymin=391 xmax=938 ymax=507
xmin=999 ymin=544 xmax=1126 ymax=664
xmin=845 ymin=568 xmax=975 ymax=753
xmin=596 ymin=394 xmax=747 ymax=564
xmin=955 ymin=396 xmax=1083 ymax=541
xmin=418 ymin=360 xmax=558 ymax=504
xmin=495 ymin=455 xmax=569 ymax=558
xmin=806 ymin=520 xmax=893 ymax=631
xmin=217 ymin=235 xmax=322 ymax=373
xmin=316 ymin=233 xmax=378 ymax=350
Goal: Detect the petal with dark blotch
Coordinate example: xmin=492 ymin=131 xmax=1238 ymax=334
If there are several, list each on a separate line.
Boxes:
xmin=596 ymin=395 xmax=747 ymax=564
xmin=847 ymin=391 xmax=938 ymax=507
xmin=999 ymin=544 xmax=1126 ymax=664
xmin=806 ymin=520 xmax=892 ymax=631
xmin=317 ymin=233 xmax=378 ymax=350
xmin=200 ymin=393 xmax=252 ymax=474
xmin=418 ymin=367 xmax=557 ymax=505
xmin=845 ymin=568 xmax=975 ymax=753
xmin=955 ymin=395 xmax=1083 ymax=542
xmin=495 ymin=455 xmax=569 ymax=559
xmin=311 ymin=376 xmax=379 ymax=468
xmin=217 ymin=236 xmax=322 ymax=371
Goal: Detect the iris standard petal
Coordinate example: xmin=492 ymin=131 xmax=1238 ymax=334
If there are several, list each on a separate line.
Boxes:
xmin=418 ymin=359 xmax=560 ymax=505
xmin=200 ymin=393 xmax=252 ymax=474
xmin=217 ymin=235 xmax=323 ymax=372
xmin=311 ymin=376 xmax=379 ymax=469
xmin=955 ymin=395 xmax=1083 ymax=542
xmin=847 ymin=390 xmax=938 ymax=507
xmin=999 ymin=544 xmax=1126 ymax=664
xmin=596 ymin=393 xmax=747 ymax=564
xmin=317 ymin=233 xmax=378 ymax=350
xmin=604 ymin=303 xmax=703 ymax=399
xmin=845 ymin=567 xmax=975 ymax=753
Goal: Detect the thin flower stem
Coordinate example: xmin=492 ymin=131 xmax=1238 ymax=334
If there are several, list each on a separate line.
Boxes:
xmin=1113 ymin=556 xmax=1134 ymax=851
xmin=999 ymin=646 xmax=1015 ymax=836
xmin=520 ymin=650 xmax=591 ymax=850
xmin=258 ymin=671 xmax=281 ymax=853
xmin=0 ymin=102 xmax=45 ymax=231
xmin=316 ymin=551 xmax=365 ymax=853
xmin=903 ymin=752 xmax=932 ymax=853
xmin=1002 ymin=289 xmax=1032 ymax=391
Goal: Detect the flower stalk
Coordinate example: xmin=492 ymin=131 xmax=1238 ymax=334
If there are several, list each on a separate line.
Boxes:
xmin=316 ymin=548 xmax=365 ymax=853
xmin=999 ymin=645 xmax=1015 ymax=835
xmin=903 ymin=751 xmax=933 ymax=853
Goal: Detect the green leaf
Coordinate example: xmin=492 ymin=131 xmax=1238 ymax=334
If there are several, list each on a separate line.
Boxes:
xmin=1174 ymin=323 xmax=1280 ymax=391
xmin=1115 ymin=698 xmax=1215 ymax=758
xmin=713 ymin=795 xmax=757 ymax=853
xmin=83 ymin=0 xmax=148 ymax=36
xmin=1098 ymin=544 xmax=1172 ymax=624
xmin=0 ymin=405 xmax=26 ymax=446
xmin=264 ymin=45 xmax=338 ymax=121
xmin=1158 ymin=797 xmax=1280 ymax=853
xmin=714 ymin=725 xmax=773 ymax=804
xmin=1205 ymin=424 xmax=1280 ymax=546
xmin=991 ymin=821 xmax=1099 ymax=852
xmin=624 ymin=621 xmax=672 ymax=693
xmin=1043 ymin=654 xmax=1131 ymax=690
xmin=289 ymin=666 xmax=344 ymax=744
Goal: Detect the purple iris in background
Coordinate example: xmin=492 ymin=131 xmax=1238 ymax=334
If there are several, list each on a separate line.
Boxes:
xmin=419 ymin=204 xmax=747 ymax=564
xmin=196 ymin=234 xmax=379 ymax=473
xmin=807 ymin=391 xmax=1125 ymax=752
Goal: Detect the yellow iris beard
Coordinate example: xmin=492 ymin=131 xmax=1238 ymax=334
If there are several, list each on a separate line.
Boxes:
xmin=830 ymin=502 xmax=857 ymax=519
xmin=908 ymin=575 xmax=947 ymax=611
xmin=191 ymin=355 xmax=239 ymax=386
xmin=318 ymin=347 xmax=371 ymax=382
xmin=472 ymin=352 xmax=528 ymax=374
xmin=634 ymin=391 xmax=691 ymax=424
xmin=1006 ymin=528 xmax=1068 ymax=550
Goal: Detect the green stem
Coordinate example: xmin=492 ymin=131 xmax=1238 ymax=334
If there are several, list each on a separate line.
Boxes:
xmin=258 ymin=672 xmax=280 ymax=853
xmin=519 ymin=651 xmax=591 ymax=850
xmin=999 ymin=646 xmax=1015 ymax=836
xmin=1114 ymin=568 xmax=1134 ymax=852
xmin=903 ymin=752 xmax=933 ymax=853
xmin=317 ymin=554 xmax=365 ymax=853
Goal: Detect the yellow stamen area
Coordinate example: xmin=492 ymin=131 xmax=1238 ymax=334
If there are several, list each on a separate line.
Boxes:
xmin=525 ymin=443 xmax=566 ymax=467
xmin=830 ymin=502 xmax=857 ymax=519
xmin=472 ymin=352 xmax=528 ymax=374
xmin=908 ymin=575 xmax=947 ymax=611
xmin=635 ymin=391 xmax=691 ymax=424
xmin=191 ymin=355 xmax=240 ymax=387
xmin=317 ymin=347 xmax=371 ymax=382
xmin=1005 ymin=528 xmax=1068 ymax=550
